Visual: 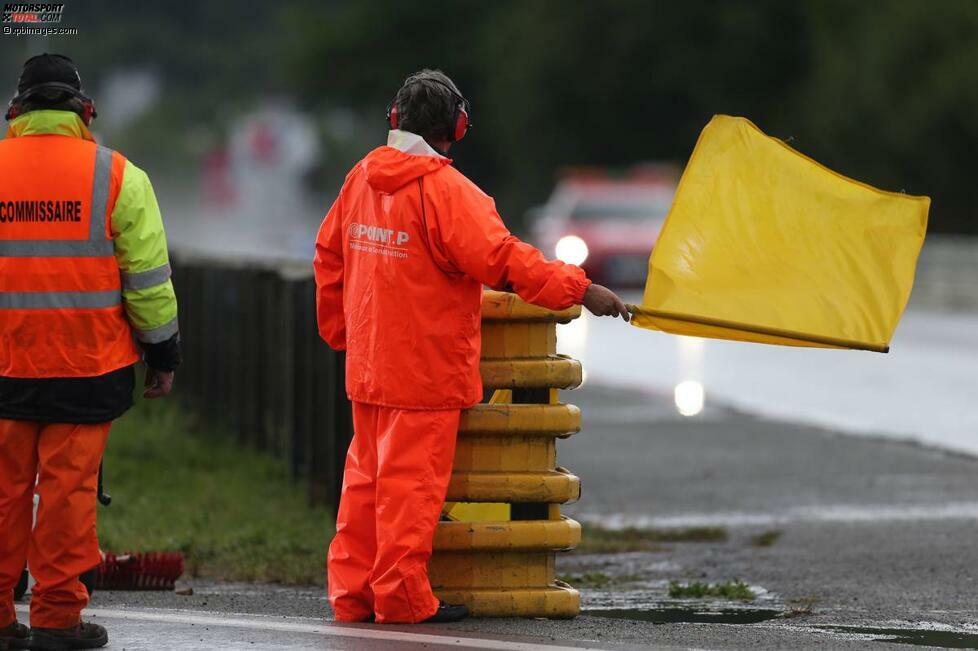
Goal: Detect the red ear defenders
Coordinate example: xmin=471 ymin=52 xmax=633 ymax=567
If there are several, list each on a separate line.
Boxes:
xmin=386 ymin=77 xmax=471 ymax=142
xmin=5 ymin=82 xmax=97 ymax=124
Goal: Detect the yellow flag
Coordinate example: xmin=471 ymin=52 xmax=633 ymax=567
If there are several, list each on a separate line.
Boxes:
xmin=630 ymin=115 xmax=929 ymax=353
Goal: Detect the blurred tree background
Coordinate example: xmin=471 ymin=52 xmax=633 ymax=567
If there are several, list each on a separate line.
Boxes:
xmin=1 ymin=0 xmax=975 ymax=234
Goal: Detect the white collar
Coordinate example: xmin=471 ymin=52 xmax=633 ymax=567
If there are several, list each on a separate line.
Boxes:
xmin=386 ymin=130 xmax=447 ymax=159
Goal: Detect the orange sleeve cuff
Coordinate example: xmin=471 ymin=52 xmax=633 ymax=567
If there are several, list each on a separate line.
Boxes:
xmin=572 ymin=272 xmax=592 ymax=305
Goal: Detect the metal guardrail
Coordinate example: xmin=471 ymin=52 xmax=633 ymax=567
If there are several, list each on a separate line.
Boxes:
xmin=171 ymin=253 xmax=352 ymax=508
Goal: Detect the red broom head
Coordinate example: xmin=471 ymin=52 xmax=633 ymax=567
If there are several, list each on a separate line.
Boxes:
xmin=95 ymin=552 xmax=184 ymax=591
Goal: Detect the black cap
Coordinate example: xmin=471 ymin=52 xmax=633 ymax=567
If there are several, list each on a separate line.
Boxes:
xmin=17 ymin=53 xmax=82 ymax=94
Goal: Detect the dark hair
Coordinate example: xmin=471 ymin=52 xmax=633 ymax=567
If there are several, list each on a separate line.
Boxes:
xmin=392 ymin=69 xmax=463 ymax=142
xmin=13 ymin=88 xmax=86 ymax=119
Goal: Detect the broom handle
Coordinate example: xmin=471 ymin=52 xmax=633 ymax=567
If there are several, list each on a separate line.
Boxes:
xmin=97 ymin=462 xmax=112 ymax=506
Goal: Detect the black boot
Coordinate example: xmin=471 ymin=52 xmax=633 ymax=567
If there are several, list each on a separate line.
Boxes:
xmin=29 ymin=622 xmax=107 ymax=650
xmin=0 ymin=621 xmax=30 ymax=650
xmin=422 ymin=601 xmax=469 ymax=623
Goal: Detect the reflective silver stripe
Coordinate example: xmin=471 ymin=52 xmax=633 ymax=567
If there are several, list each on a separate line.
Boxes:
xmin=136 ymin=316 xmax=179 ymax=343
xmin=0 ymin=238 xmax=114 ymax=256
xmin=121 ymin=263 xmax=172 ymax=290
xmin=89 ymin=146 xmax=112 ymax=241
xmin=0 ymin=290 xmax=122 ymax=309
xmin=0 ymin=145 xmax=115 ymax=258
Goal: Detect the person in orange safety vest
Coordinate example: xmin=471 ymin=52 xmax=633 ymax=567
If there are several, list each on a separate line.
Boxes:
xmin=314 ymin=69 xmax=629 ymax=625
xmin=0 ymin=54 xmax=180 ymax=651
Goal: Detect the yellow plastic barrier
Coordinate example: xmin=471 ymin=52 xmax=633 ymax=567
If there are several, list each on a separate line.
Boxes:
xmin=431 ymin=291 xmax=584 ymax=618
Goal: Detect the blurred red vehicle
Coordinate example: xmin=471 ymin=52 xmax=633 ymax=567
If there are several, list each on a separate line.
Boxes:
xmin=529 ymin=165 xmax=678 ymax=288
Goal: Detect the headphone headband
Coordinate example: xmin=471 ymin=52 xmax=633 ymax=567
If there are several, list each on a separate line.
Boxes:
xmin=386 ymin=75 xmax=472 ymax=142
xmin=414 ymin=77 xmax=469 ymax=111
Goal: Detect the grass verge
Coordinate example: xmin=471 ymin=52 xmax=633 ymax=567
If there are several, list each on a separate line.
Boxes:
xmin=575 ymin=523 xmax=728 ymax=554
xmin=98 ymin=400 xmax=334 ymax=586
xmin=668 ymin=580 xmax=755 ymax=601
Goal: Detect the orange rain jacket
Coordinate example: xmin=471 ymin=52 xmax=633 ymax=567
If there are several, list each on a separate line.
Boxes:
xmin=315 ymin=130 xmax=590 ymax=409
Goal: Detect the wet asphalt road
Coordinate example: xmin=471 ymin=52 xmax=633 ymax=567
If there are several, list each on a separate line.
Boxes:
xmin=22 ymin=382 xmax=978 ymax=649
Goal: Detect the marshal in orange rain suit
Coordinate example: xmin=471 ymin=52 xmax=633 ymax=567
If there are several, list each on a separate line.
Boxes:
xmin=0 ymin=110 xmax=180 ymax=633
xmin=314 ymin=129 xmax=591 ymax=624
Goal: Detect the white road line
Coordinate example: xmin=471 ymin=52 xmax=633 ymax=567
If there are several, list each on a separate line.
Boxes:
xmin=15 ymin=605 xmax=610 ymax=651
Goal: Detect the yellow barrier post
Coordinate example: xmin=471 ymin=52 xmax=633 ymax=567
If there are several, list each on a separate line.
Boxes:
xmin=430 ymin=290 xmax=583 ymax=618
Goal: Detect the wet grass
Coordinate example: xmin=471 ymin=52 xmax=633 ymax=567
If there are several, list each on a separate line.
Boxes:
xmin=750 ymin=530 xmax=783 ymax=547
xmin=668 ymin=580 xmax=756 ymax=601
xmin=98 ymin=401 xmax=334 ymax=586
xmin=576 ymin=523 xmax=728 ymax=554
xmin=557 ymin=571 xmax=643 ymax=589
xmin=782 ymin=595 xmax=818 ymax=618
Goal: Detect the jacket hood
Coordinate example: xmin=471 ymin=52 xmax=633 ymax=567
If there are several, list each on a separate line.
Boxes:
xmin=362 ymin=130 xmax=452 ymax=194
xmin=5 ymin=110 xmax=95 ymax=141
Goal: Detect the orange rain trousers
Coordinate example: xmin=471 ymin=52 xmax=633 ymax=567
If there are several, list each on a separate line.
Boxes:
xmin=0 ymin=419 xmax=109 ymax=629
xmin=327 ymin=403 xmax=460 ymax=624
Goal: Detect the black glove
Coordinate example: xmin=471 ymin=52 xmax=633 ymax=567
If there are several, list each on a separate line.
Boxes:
xmin=140 ymin=333 xmax=182 ymax=371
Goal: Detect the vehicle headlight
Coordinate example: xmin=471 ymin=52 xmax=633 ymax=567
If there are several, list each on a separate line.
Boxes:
xmin=674 ymin=380 xmax=705 ymax=417
xmin=555 ymin=235 xmax=589 ymax=266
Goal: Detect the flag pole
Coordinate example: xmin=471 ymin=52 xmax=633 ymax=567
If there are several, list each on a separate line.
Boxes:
xmin=625 ymin=305 xmax=890 ymax=354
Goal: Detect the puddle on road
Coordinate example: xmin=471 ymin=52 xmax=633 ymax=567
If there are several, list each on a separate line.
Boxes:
xmin=589 ymin=611 xmax=978 ymax=649
xmin=588 ymin=606 xmax=978 ymax=649
xmin=820 ymin=625 xmax=978 ymax=649
xmin=587 ymin=606 xmax=782 ymax=625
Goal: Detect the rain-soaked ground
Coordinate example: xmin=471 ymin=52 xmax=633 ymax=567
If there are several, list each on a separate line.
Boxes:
xmin=22 ymin=380 xmax=975 ymax=649
xmin=556 ymin=383 xmax=978 ymax=648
